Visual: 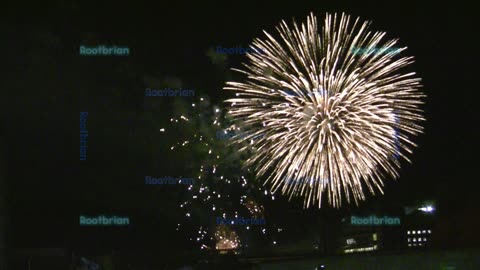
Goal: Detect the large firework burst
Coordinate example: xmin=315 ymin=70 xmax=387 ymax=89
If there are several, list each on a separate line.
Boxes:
xmin=224 ymin=13 xmax=426 ymax=208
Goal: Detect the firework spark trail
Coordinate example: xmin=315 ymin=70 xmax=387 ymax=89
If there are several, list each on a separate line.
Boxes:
xmin=224 ymin=12 xmax=426 ymax=208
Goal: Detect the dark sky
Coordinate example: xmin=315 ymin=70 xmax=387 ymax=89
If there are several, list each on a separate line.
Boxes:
xmin=3 ymin=1 xmax=477 ymax=251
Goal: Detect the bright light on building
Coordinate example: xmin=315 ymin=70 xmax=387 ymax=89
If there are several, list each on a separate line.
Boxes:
xmin=419 ymin=205 xmax=435 ymax=213
xmin=344 ymin=245 xmax=378 ymax=254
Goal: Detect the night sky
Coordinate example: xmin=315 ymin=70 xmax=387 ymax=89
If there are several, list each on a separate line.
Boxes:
xmin=3 ymin=0 xmax=478 ymax=257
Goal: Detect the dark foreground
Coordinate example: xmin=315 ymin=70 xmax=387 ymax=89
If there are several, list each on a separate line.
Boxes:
xmin=9 ymin=248 xmax=480 ymax=269
xmin=251 ymin=249 xmax=479 ymax=270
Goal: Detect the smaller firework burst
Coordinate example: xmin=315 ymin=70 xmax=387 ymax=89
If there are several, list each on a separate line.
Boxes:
xmin=215 ymin=224 xmax=240 ymax=250
xmin=160 ymin=96 xmax=279 ymax=250
xmin=245 ymin=198 xmax=265 ymax=218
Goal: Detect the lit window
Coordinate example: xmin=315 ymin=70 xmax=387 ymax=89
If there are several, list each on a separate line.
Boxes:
xmin=372 ymin=233 xmax=377 ymax=241
xmin=408 ymin=244 xmax=412 ymax=247
xmin=407 ymin=231 xmax=411 ymax=234
xmin=417 ymin=230 xmax=421 ymax=234
xmin=422 ymin=230 xmax=426 ymax=234
xmin=428 ymin=230 xmax=431 ymax=234
xmin=408 ymin=238 xmax=411 ymax=242
xmin=423 ymin=238 xmax=427 ymax=241
xmin=413 ymin=239 xmax=416 ymax=242
xmin=418 ymin=238 xmax=422 ymax=242
xmin=419 ymin=243 xmax=423 ymax=246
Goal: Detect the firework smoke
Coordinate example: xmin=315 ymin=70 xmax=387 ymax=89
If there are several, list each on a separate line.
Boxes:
xmin=224 ymin=13 xmax=426 ymax=208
